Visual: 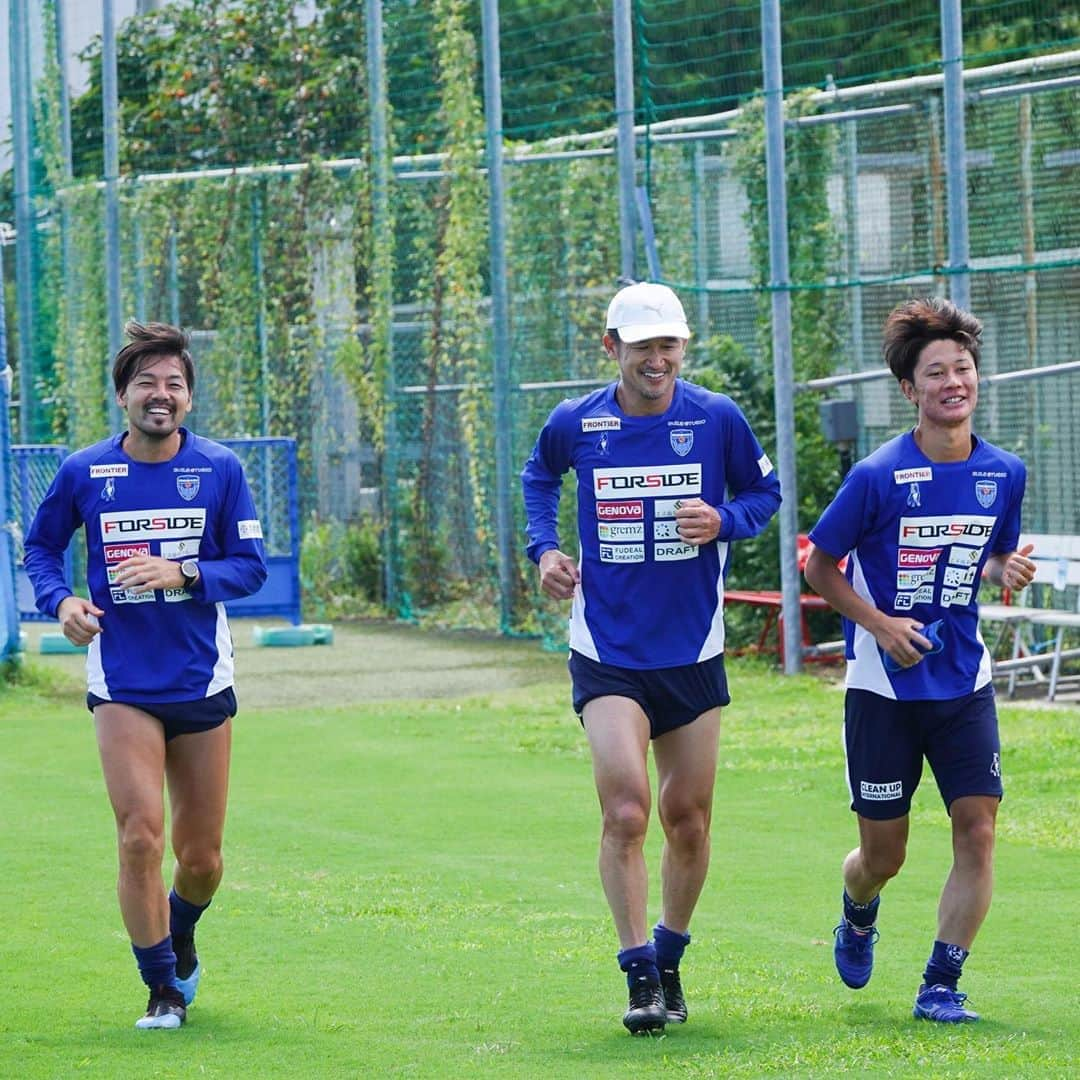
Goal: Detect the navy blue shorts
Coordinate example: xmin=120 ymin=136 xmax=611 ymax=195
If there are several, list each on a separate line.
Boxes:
xmin=87 ymin=687 xmax=237 ymax=742
xmin=844 ymin=684 xmax=1002 ymax=820
xmin=569 ymin=650 xmax=730 ymax=740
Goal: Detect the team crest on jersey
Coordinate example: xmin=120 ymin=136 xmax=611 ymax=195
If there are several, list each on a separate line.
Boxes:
xmin=596 ymin=432 xmax=611 ymax=457
xmin=975 ymin=479 xmax=997 ymax=508
xmin=906 ymin=482 xmax=921 ymax=508
xmin=670 ymin=429 xmax=693 ymax=457
xmin=176 ymin=474 xmax=200 ymax=501
xmin=101 ymin=477 xmax=116 ymax=503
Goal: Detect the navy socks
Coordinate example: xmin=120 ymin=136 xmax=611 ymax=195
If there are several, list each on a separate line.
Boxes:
xmin=617 ymin=942 xmax=659 ymax=988
xmin=169 ymin=889 xmax=210 ymax=939
xmin=131 ymin=935 xmax=178 ymax=990
xmin=653 ymin=922 xmax=691 ymax=971
xmin=842 ymin=890 xmax=880 ymax=930
xmin=923 ymin=939 xmax=969 ymax=990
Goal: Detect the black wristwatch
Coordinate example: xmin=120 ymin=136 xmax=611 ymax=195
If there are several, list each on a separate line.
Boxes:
xmin=180 ymin=559 xmax=200 ymax=589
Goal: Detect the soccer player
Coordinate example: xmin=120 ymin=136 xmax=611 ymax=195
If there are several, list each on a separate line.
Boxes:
xmin=520 ymin=282 xmax=781 ymax=1034
xmin=804 ymin=297 xmax=1036 ymax=1023
xmin=24 ymin=321 xmax=267 ymax=1030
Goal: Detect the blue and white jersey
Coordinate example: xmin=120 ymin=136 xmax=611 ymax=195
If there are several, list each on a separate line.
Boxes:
xmin=24 ymin=428 xmax=268 ymax=704
xmin=809 ymin=430 xmax=1025 ymax=700
xmin=521 ymin=379 xmax=781 ymax=669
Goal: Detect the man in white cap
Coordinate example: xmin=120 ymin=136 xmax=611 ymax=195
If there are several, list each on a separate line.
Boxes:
xmin=521 ymin=281 xmax=781 ymax=1034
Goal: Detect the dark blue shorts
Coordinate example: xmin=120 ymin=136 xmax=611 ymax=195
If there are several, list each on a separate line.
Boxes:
xmin=843 ymin=683 xmax=1002 ymax=820
xmin=569 ymin=650 xmax=730 ymax=740
xmin=87 ymin=687 xmax=237 ymax=742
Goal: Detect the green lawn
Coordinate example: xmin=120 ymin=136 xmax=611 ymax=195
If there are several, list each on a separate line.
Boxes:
xmin=0 ymin=639 xmax=1076 ymax=1078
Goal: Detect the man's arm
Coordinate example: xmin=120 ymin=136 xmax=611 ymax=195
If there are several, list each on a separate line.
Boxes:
xmin=714 ymin=405 xmax=782 ymax=541
xmin=190 ymin=458 xmax=269 ymax=602
xmin=123 ymin=455 xmax=266 ymax=603
xmin=983 ymin=543 xmax=1036 ymax=592
xmin=521 ymin=405 xmax=573 ymax=565
xmin=804 ymin=546 xmax=932 ymax=669
xmin=23 ymin=465 xmax=81 ymax=619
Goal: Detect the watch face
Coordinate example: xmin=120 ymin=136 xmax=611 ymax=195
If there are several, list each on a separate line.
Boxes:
xmin=182 ymin=560 xmax=198 ymax=581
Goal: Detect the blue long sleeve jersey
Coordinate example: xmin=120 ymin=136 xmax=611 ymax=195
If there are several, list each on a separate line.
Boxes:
xmin=24 ymin=428 xmax=268 ymax=703
xmin=808 ymin=430 xmax=1026 ymax=701
xmin=521 ymin=379 xmax=781 ymax=668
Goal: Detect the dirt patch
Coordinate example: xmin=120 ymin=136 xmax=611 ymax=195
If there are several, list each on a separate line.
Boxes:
xmin=18 ymin=618 xmax=570 ymax=710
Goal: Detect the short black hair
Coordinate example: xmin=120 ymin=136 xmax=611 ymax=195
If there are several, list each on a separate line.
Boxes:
xmin=882 ymin=297 xmax=982 ymax=383
xmin=113 ymin=321 xmax=195 ymax=395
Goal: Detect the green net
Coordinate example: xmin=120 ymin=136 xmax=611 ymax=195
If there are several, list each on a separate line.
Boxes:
xmin=5 ymin=0 xmax=1078 ymax=637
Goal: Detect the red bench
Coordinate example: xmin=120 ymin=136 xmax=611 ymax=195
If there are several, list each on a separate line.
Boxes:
xmin=723 ymin=535 xmax=843 ymax=663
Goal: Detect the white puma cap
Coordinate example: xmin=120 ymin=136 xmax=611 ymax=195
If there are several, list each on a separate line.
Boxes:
xmin=605 ymin=282 xmax=691 ymax=343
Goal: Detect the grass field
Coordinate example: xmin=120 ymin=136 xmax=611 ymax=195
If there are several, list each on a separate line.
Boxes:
xmin=1 ymin=622 xmax=1077 ymax=1078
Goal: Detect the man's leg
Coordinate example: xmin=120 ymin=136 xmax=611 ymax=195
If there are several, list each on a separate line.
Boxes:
xmin=937 ymin=794 xmax=997 ymax=949
xmin=165 ymin=719 xmax=232 ymax=1005
xmin=582 ymin=696 xmax=665 ymax=1034
xmin=834 ymin=814 xmax=908 ymax=989
xmin=653 ymin=706 xmax=721 ymax=934
xmin=651 ymin=706 xmax=721 ymax=1023
xmin=843 ymin=814 xmax=909 ymax=902
xmin=94 ymin=704 xmax=185 ymax=1028
xmin=582 ymin=697 xmax=652 ymax=948
xmin=912 ymin=795 xmax=997 ymax=1023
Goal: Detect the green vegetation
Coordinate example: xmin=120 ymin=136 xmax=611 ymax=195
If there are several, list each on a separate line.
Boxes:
xmin=1 ymin=637 xmax=1076 ymax=1078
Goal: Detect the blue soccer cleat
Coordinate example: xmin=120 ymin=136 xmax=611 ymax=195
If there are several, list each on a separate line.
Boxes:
xmin=913 ymin=983 xmax=980 ymax=1022
xmin=833 ymin=919 xmax=879 ymax=989
xmin=173 ymin=930 xmax=201 ymax=1006
xmin=175 ymin=961 xmax=201 ymax=1006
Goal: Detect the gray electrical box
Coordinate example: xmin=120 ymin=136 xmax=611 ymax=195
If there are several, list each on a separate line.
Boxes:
xmin=819 ymin=399 xmax=859 ymax=444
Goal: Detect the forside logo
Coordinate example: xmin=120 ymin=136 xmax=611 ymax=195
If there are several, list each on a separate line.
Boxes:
xmin=100 ymin=508 xmax=206 ymax=542
xmin=593 ymin=464 xmax=701 ymax=499
xmin=897 ymin=515 xmax=994 ymax=548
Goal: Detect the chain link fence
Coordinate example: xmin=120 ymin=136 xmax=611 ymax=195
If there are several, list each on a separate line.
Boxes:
xmin=4 ymin=0 xmax=1078 ymax=636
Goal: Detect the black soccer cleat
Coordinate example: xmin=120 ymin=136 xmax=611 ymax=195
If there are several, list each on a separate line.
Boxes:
xmin=660 ymin=966 xmax=687 ymax=1024
xmin=135 ymin=984 xmax=187 ymax=1030
xmin=623 ymin=976 xmax=667 ymax=1035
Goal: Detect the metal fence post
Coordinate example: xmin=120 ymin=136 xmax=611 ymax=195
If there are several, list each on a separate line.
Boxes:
xmin=481 ymin=0 xmax=515 ymax=634
xmin=940 ymin=0 xmax=971 ymax=311
xmin=761 ymin=0 xmax=802 ymax=674
xmin=54 ymin=0 xmax=77 ymax=439
xmin=103 ymin=0 xmax=124 ymax=428
xmin=366 ymin=0 xmax=398 ymax=614
xmin=10 ymin=0 xmax=37 ymax=442
xmin=613 ymin=0 xmax=637 ymax=281
xmin=251 ymin=183 xmax=270 ymax=437
xmin=0 ymin=257 xmax=20 ymax=660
